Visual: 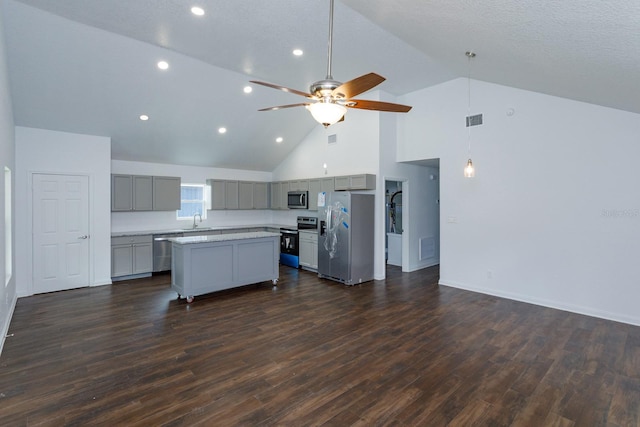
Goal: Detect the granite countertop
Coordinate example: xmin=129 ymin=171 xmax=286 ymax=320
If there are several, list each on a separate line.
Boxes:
xmin=169 ymin=231 xmax=281 ymax=245
xmin=111 ymin=224 xmax=295 ymax=237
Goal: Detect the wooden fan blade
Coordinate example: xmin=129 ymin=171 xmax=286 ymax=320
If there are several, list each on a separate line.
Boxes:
xmin=346 ymin=99 xmax=412 ymax=113
xmin=258 ymin=103 xmax=309 ymax=112
xmin=332 ymin=73 xmax=385 ymax=99
xmin=250 ymin=81 xmax=312 ymax=98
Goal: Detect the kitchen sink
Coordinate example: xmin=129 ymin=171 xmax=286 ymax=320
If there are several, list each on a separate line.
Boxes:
xmin=182 ymin=227 xmax=213 ymax=232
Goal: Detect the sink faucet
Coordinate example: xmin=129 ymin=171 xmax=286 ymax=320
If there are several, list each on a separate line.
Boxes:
xmin=193 ymin=213 xmax=202 ymax=229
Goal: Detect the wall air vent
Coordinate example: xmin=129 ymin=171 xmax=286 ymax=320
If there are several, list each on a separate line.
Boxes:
xmin=466 ymin=114 xmax=483 ymax=127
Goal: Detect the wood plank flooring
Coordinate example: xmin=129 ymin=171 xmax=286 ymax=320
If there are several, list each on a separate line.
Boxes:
xmin=1 ymin=265 xmax=639 ymax=426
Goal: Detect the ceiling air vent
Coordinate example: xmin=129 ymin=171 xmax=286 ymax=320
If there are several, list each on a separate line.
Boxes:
xmin=328 ymin=134 xmax=337 ymax=144
xmin=466 ymin=114 xmax=483 ymax=127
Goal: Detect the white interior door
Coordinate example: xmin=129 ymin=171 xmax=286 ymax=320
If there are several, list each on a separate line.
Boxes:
xmin=32 ymin=174 xmax=90 ymax=294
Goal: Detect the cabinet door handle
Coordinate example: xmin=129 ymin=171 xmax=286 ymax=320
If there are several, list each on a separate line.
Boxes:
xmin=78 ymin=235 xmax=89 ymax=240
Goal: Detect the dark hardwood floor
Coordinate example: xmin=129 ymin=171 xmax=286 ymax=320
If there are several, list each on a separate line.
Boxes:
xmin=1 ymin=265 xmax=639 ymax=426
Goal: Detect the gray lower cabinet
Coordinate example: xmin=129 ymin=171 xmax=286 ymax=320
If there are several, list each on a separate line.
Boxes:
xmin=111 ymin=235 xmax=153 ymax=278
xmin=299 ymin=230 xmax=318 ymax=271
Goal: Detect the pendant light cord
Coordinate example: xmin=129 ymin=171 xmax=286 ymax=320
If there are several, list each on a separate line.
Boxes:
xmin=467 ymin=52 xmax=473 ymax=157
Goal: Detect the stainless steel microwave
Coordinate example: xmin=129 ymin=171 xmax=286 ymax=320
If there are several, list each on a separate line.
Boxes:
xmin=287 ymin=191 xmax=308 ymax=209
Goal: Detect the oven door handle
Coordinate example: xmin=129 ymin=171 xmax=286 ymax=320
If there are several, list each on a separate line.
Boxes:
xmin=280 ymin=230 xmax=298 ymax=235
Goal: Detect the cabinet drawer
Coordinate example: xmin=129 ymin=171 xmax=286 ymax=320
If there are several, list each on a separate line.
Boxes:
xmin=112 ymin=235 xmax=153 ymax=245
xmin=299 ymin=231 xmax=318 ymax=243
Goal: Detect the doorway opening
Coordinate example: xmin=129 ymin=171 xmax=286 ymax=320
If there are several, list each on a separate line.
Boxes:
xmin=385 ymin=180 xmax=403 ymax=267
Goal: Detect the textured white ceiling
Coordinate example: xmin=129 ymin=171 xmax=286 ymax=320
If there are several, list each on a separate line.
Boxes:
xmin=2 ymin=0 xmax=639 ymax=171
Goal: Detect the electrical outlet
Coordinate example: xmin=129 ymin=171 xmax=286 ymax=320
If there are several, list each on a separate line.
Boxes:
xmin=447 ymin=216 xmax=457 ymax=223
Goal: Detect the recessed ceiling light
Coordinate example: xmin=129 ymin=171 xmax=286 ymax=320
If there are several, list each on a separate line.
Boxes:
xmin=191 ymin=6 xmax=205 ymax=16
xmin=139 ymin=115 xmax=149 ymax=121
xmin=157 ymin=61 xmax=169 ymax=70
xmin=243 ymin=86 xmax=252 ymax=94
xmin=218 ymin=127 xmax=227 ymax=134
xmin=292 ymin=49 xmax=303 ymax=56
xmin=275 ymin=137 xmax=283 ymax=143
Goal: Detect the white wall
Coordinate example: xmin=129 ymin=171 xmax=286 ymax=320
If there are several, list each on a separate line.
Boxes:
xmin=399 ymin=78 xmax=640 ymax=326
xmin=379 ymin=96 xmax=440 ymax=274
xmin=15 ymin=127 xmax=112 ymax=297
xmin=0 ymin=2 xmax=16 ymax=354
xmin=111 ymin=160 xmax=275 ymax=232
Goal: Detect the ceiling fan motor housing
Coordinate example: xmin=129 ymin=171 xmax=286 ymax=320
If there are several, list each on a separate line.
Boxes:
xmin=310 ymin=79 xmax=343 ymax=99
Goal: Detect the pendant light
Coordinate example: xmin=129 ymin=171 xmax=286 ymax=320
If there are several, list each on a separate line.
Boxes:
xmin=464 ymin=51 xmax=476 ymax=178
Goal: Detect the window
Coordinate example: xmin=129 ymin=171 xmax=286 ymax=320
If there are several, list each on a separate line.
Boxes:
xmin=5 ymin=167 xmax=12 ymax=287
xmin=177 ymin=183 xmax=207 ymax=220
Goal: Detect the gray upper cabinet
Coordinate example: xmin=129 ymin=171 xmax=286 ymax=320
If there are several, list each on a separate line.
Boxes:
xmin=112 ymin=174 xmax=133 ymax=211
xmin=225 ymin=181 xmax=239 ymax=209
xmin=133 ymin=176 xmax=153 ymax=211
xmin=308 ymin=179 xmax=322 ymax=211
xmin=209 ymin=179 xmax=269 ymax=210
xmin=253 ymin=182 xmax=269 ymax=209
xmin=208 ymin=179 xmax=226 ymax=209
xmin=289 ymin=180 xmax=309 ymax=191
xmin=334 ymin=174 xmax=376 ymax=191
xmin=152 ymin=176 xmax=181 ymax=210
xmin=321 ymin=177 xmax=335 ymax=192
xmin=279 ymin=181 xmax=290 ymax=210
xmin=238 ymin=181 xmax=253 ymax=210
xmin=205 ymin=175 xmax=374 ymax=211
xmin=270 ymin=182 xmax=282 ymax=210
xmin=112 ymin=174 xmax=180 ymax=212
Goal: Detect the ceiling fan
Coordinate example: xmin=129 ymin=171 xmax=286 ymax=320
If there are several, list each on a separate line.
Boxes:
xmin=250 ymin=0 xmax=412 ymax=128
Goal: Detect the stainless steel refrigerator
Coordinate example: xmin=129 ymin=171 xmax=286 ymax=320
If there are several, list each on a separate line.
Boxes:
xmin=318 ymin=192 xmax=375 ymax=285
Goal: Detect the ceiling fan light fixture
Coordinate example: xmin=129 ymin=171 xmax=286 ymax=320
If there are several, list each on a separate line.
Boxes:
xmin=307 ymin=102 xmax=346 ymax=127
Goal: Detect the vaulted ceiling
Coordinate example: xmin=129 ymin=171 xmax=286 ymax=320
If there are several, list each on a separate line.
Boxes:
xmin=3 ymin=0 xmax=639 ymax=171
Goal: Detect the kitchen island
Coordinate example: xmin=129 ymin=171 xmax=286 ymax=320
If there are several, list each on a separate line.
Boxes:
xmin=169 ymin=231 xmax=280 ymax=302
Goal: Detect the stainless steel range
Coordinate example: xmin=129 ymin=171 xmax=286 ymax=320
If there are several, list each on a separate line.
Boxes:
xmin=279 ymin=216 xmax=318 ymax=269
xmin=279 ymin=227 xmax=299 ymax=268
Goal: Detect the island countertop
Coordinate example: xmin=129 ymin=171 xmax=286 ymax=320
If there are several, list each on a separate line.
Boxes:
xmin=168 ymin=231 xmax=281 ymax=245
xmin=170 ymin=231 xmax=280 ymax=303
xmin=111 ymin=224 xmax=294 ymax=238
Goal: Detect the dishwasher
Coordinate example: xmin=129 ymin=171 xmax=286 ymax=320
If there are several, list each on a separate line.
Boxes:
xmin=153 ymin=233 xmax=183 ymax=272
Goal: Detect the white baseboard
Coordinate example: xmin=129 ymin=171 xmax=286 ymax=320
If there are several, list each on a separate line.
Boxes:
xmin=406 ymin=259 xmax=439 ymax=273
xmin=0 ymin=293 xmax=18 ymax=357
xmin=439 ymin=279 xmax=640 ymax=327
